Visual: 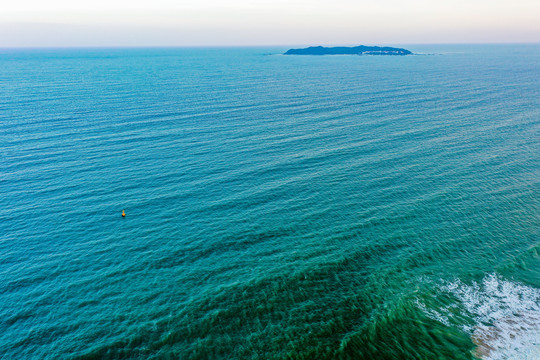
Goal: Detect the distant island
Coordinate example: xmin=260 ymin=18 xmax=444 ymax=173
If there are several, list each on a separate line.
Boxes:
xmin=284 ymin=45 xmax=412 ymax=56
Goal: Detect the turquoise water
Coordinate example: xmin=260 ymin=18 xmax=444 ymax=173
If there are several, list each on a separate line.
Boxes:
xmin=1 ymin=45 xmax=538 ymax=359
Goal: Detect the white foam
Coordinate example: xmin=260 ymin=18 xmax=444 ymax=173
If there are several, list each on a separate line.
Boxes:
xmin=415 ymin=299 xmax=451 ymax=326
xmin=419 ymin=274 xmax=540 ymax=360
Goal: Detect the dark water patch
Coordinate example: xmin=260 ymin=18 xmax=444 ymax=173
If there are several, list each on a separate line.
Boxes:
xmin=149 ymin=244 xmax=410 ymax=357
xmin=69 ymin=241 xmax=475 ymax=359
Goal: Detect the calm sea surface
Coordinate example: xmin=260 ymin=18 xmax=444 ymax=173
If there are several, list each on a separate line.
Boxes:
xmin=1 ymin=45 xmax=539 ymax=359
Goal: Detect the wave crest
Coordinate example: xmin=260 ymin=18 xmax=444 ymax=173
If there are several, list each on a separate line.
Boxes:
xmin=420 ymin=274 xmax=540 ymax=360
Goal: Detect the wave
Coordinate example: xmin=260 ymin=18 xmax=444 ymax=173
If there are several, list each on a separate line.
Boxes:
xmin=418 ymin=274 xmax=540 ymax=360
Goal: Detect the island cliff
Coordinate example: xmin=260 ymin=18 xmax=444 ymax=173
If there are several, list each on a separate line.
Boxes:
xmin=284 ymin=45 xmax=412 ymax=56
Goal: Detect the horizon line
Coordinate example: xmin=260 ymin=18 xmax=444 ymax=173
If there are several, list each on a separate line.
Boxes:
xmin=1 ymin=41 xmax=539 ymax=50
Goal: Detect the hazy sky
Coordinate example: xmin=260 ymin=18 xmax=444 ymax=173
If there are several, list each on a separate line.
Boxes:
xmin=0 ymin=0 xmax=539 ymax=46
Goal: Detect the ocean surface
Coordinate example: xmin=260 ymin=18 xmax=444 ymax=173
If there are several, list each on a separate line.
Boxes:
xmin=0 ymin=44 xmax=539 ymax=359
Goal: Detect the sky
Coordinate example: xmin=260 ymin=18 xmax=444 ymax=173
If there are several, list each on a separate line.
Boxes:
xmin=0 ymin=0 xmax=539 ymax=47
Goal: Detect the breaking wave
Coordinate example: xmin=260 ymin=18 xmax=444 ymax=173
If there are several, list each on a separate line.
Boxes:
xmin=419 ymin=274 xmax=540 ymax=360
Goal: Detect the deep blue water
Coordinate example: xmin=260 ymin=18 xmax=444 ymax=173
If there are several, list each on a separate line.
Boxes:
xmin=0 ymin=45 xmax=539 ymax=359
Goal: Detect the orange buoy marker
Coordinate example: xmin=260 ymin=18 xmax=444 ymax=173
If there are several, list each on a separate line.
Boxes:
xmin=122 ymin=210 xmax=126 ymax=217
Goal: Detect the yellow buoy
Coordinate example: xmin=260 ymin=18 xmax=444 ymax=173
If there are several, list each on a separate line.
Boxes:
xmin=122 ymin=210 xmax=125 ymax=217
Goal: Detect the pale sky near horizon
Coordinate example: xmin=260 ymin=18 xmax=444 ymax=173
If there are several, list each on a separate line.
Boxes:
xmin=0 ymin=0 xmax=539 ymax=47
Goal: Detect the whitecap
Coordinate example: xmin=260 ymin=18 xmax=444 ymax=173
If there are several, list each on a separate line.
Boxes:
xmin=419 ymin=274 xmax=540 ymax=360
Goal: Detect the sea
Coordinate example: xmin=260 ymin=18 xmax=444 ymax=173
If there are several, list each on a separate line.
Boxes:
xmin=0 ymin=44 xmax=539 ymax=359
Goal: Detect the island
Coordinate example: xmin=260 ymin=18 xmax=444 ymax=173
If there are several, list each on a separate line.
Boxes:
xmin=284 ymin=45 xmax=412 ymax=56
